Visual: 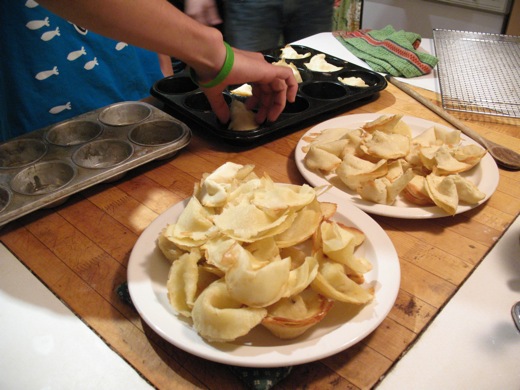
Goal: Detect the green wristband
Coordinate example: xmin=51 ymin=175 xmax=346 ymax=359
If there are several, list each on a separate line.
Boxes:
xmin=190 ymin=42 xmax=234 ymax=88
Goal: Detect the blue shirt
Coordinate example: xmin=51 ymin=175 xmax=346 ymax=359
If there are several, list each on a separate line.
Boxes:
xmin=0 ymin=0 xmax=165 ymax=141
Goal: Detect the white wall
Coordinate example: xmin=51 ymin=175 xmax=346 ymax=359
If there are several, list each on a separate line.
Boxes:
xmin=362 ymin=0 xmax=507 ymax=38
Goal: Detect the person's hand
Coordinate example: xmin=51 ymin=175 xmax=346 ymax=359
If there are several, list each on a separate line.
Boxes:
xmin=199 ymin=49 xmax=298 ymax=125
xmin=184 ymin=0 xmax=222 ymax=26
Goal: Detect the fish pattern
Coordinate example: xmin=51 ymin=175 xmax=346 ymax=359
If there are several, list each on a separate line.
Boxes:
xmin=25 ymin=16 xmax=49 ymax=30
xmin=22 ymin=0 xmax=129 ymax=117
xmin=49 ymin=102 xmax=72 ymax=114
xmin=25 ymin=0 xmax=39 ymax=8
xmin=40 ymin=26 xmax=60 ymax=41
xmin=1 ymin=0 xmax=163 ymax=140
xmin=67 ymin=46 xmax=87 ymax=61
xmin=35 ymin=66 xmax=59 ymax=80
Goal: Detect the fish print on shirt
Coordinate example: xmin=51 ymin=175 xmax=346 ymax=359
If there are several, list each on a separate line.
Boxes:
xmin=67 ymin=46 xmax=87 ymax=61
xmin=41 ymin=27 xmax=60 ymax=41
xmin=25 ymin=0 xmax=40 ymax=8
xmin=49 ymin=102 xmax=72 ymax=114
xmin=84 ymin=57 xmax=99 ymax=70
xmin=25 ymin=0 xmax=39 ymax=8
xmin=35 ymin=66 xmax=59 ymax=80
xmin=115 ymin=42 xmax=128 ymax=51
xmin=25 ymin=16 xmax=49 ymax=30
xmin=21 ymin=5 xmax=130 ymax=126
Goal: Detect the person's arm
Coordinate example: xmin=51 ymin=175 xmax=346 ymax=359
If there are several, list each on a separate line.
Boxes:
xmin=37 ymin=0 xmax=297 ymax=124
xmin=38 ymin=0 xmax=226 ymax=81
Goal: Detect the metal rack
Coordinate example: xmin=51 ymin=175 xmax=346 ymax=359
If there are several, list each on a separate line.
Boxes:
xmin=433 ymin=29 xmax=520 ymax=119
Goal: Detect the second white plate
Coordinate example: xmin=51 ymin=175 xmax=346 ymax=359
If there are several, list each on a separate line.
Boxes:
xmin=295 ymin=114 xmax=499 ymax=218
xmin=127 ymin=190 xmax=400 ymax=368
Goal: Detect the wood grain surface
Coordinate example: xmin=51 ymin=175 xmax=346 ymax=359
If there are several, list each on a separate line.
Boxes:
xmin=1 ymin=83 xmax=519 ymax=389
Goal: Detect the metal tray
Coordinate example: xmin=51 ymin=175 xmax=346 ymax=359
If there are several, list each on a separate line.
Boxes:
xmin=433 ymin=29 xmax=520 ymax=119
xmin=0 ymin=101 xmax=191 ymax=227
xmin=151 ymin=45 xmax=387 ymax=144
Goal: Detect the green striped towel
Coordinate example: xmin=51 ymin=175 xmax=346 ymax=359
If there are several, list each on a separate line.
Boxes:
xmin=333 ymin=25 xmax=438 ymax=78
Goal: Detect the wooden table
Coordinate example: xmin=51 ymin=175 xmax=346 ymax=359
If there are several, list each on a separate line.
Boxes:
xmin=1 ymin=83 xmax=519 ymax=389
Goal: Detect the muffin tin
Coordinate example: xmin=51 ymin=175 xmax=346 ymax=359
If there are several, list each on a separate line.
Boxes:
xmin=151 ymin=45 xmax=387 ymax=144
xmin=0 ymin=101 xmax=191 ymax=227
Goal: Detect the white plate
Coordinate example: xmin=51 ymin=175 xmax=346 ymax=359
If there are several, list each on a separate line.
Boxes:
xmin=295 ymin=114 xmax=500 ymax=219
xmin=127 ymin=190 xmax=400 ymax=367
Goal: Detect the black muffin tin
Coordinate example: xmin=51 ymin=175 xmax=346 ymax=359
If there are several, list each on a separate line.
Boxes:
xmin=0 ymin=101 xmax=191 ymax=227
xmin=151 ymin=45 xmax=387 ymax=144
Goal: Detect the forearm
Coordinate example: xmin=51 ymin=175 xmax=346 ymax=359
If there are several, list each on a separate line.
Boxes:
xmin=38 ymin=0 xmax=226 ymax=80
xmin=37 ymin=0 xmax=297 ymax=124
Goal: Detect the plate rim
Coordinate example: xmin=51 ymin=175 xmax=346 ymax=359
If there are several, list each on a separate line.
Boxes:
xmin=127 ymin=190 xmax=400 ymax=367
xmin=294 ymin=113 xmax=499 ymax=219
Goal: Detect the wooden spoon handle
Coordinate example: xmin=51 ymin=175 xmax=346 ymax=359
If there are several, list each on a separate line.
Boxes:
xmin=386 ymin=75 xmax=487 ymax=147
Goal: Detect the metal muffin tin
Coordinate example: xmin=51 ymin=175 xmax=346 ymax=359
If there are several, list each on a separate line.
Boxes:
xmin=151 ymin=45 xmax=387 ymax=144
xmin=0 ymin=101 xmax=191 ymax=227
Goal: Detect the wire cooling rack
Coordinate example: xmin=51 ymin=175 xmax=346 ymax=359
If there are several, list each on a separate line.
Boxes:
xmin=433 ymin=29 xmax=520 ymax=119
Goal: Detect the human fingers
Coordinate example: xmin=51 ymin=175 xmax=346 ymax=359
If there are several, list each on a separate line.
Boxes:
xmin=244 ymin=64 xmax=296 ymax=123
xmin=277 ymin=67 xmax=298 ymax=103
xmin=203 ymin=88 xmax=230 ymax=124
xmin=257 ymin=64 xmax=297 ymax=105
xmin=253 ymin=77 xmax=289 ymax=123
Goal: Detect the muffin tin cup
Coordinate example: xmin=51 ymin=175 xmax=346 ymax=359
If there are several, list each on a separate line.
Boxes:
xmin=72 ymin=139 xmax=134 ymax=169
xmin=0 ymin=138 xmax=48 ymax=169
xmin=98 ymin=101 xmax=153 ymax=126
xmin=0 ymin=186 xmax=11 ymax=213
xmin=45 ymin=119 xmax=103 ymax=146
xmin=10 ymin=160 xmax=77 ymax=196
xmin=151 ymin=45 xmax=386 ymax=144
xmin=0 ymin=101 xmax=191 ymax=227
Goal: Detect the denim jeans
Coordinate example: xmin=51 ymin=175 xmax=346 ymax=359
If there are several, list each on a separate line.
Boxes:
xmin=222 ymin=0 xmax=334 ymax=51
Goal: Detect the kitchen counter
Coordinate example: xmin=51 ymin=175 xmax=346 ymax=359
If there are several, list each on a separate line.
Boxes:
xmin=1 ymin=33 xmax=519 ymax=389
xmin=378 ymin=215 xmax=520 ymax=389
xmin=0 ymin=244 xmax=153 ymax=390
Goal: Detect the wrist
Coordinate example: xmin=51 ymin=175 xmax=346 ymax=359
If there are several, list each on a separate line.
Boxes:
xmin=190 ymin=41 xmax=234 ymax=88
